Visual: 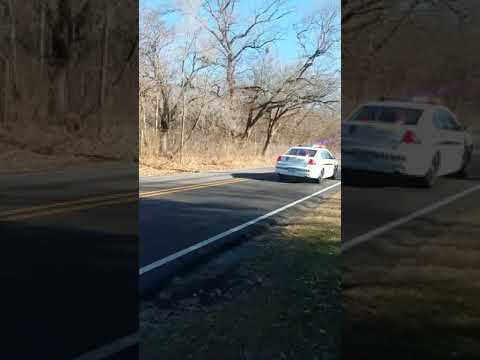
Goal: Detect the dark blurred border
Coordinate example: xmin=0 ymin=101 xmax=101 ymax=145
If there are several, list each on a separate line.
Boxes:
xmin=0 ymin=1 xmax=139 ymax=359
xmin=342 ymin=1 xmax=480 ymax=359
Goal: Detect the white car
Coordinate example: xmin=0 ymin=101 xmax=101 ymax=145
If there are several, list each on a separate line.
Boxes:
xmin=342 ymin=97 xmax=473 ymax=187
xmin=275 ymin=145 xmax=339 ymax=183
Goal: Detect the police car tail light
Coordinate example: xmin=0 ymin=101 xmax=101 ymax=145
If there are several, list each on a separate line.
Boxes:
xmin=401 ymin=130 xmax=421 ymax=144
xmin=308 ymin=158 xmax=316 ymax=165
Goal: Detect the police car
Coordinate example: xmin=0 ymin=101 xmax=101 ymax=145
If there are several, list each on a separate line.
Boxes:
xmin=342 ymin=97 xmax=473 ymax=187
xmin=275 ymin=144 xmax=339 ymax=183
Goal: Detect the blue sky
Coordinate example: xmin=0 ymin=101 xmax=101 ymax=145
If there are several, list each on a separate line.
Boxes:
xmin=140 ymin=0 xmax=340 ymax=71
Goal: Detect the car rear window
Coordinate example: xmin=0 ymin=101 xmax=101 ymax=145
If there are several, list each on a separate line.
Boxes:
xmin=287 ymin=148 xmax=317 ymax=157
xmin=351 ymin=106 xmax=423 ymax=125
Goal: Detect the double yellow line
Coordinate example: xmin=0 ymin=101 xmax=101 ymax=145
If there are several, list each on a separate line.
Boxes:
xmin=0 ymin=178 xmax=246 ymax=222
xmin=140 ymin=178 xmax=245 ymax=199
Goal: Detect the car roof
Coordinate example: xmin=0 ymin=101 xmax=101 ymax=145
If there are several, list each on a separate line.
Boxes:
xmin=288 ymin=146 xmax=330 ymax=151
xmin=362 ymin=101 xmax=439 ymax=111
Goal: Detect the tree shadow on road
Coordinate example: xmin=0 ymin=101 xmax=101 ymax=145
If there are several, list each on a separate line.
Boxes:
xmin=231 ymin=171 xmax=281 ymax=182
xmin=342 ymin=170 xmax=422 ymax=188
xmin=2 ymin=221 xmax=137 ymax=359
xmin=232 ymin=171 xmax=338 ymax=183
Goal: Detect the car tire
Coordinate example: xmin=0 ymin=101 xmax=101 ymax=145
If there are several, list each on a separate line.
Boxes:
xmin=418 ymin=153 xmax=440 ymax=188
xmin=456 ymin=145 xmax=472 ymax=179
xmin=317 ymin=168 xmax=325 ymax=184
xmin=278 ymin=174 xmax=286 ymax=182
xmin=331 ymin=165 xmax=339 ymax=179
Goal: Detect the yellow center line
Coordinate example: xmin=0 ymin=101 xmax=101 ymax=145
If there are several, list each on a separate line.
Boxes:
xmin=1 ymin=178 xmax=247 ymax=221
xmin=0 ymin=192 xmax=137 ymax=217
xmin=140 ymin=178 xmax=246 ymax=198
xmin=1 ymin=195 xmax=139 ymax=222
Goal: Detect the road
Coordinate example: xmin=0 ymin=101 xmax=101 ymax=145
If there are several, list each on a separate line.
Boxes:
xmin=1 ymin=162 xmax=138 ymax=360
xmin=1 ymin=164 xmax=340 ymax=359
xmin=342 ymin=153 xmax=480 ymax=249
xmin=139 ymin=169 xmax=341 ymax=293
xmin=341 ymin=139 xmax=480 ymax=359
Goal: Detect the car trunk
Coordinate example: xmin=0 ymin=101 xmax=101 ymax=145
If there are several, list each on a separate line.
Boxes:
xmin=342 ymin=122 xmax=411 ymax=151
xmin=278 ymin=155 xmax=309 ymax=168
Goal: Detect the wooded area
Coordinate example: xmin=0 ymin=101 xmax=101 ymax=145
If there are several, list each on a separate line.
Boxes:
xmin=0 ymin=0 xmax=138 ymax=162
xmin=343 ymin=0 xmax=480 ymax=127
xmin=140 ymin=0 xmax=340 ymax=173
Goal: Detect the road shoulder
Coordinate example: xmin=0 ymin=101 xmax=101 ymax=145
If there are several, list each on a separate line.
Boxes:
xmin=141 ymin=191 xmax=341 ymax=360
xmin=343 ymin=192 xmax=480 ymax=360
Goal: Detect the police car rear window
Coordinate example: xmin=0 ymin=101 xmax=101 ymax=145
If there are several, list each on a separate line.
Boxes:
xmin=287 ymin=148 xmax=317 ymax=157
xmin=351 ymin=106 xmax=423 ymax=125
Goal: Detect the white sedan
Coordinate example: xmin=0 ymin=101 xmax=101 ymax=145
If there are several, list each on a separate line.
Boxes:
xmin=342 ymin=97 xmax=473 ymax=187
xmin=275 ymin=145 xmax=339 ymax=183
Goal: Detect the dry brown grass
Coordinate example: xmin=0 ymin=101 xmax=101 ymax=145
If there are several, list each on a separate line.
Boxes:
xmin=0 ymin=119 xmax=138 ymax=173
xmin=139 ymin=132 xmax=292 ymax=176
xmin=343 ymin=196 xmax=480 ymax=360
xmin=139 ymin=128 xmax=340 ymax=176
xmin=139 ymin=153 xmax=277 ymax=176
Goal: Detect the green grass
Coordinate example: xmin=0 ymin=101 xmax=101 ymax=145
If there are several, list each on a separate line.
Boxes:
xmin=142 ymin=193 xmax=341 ymax=360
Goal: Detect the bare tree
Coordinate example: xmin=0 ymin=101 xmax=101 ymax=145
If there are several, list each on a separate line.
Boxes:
xmin=241 ymin=7 xmax=339 ymax=152
xmin=343 ymin=0 xmax=467 ymax=51
xmin=0 ymin=0 xmax=138 ymax=158
xmin=140 ymin=8 xmax=209 ymax=155
xmin=196 ymin=0 xmax=290 ymax=98
xmin=139 ymin=1 xmax=341 ymax=168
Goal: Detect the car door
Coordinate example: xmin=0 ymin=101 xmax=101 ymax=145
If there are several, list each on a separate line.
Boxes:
xmin=434 ymin=109 xmax=464 ymax=175
xmin=320 ymin=150 xmax=336 ymax=178
xmin=432 ymin=109 xmax=461 ymax=175
xmin=444 ymin=111 xmax=465 ymax=172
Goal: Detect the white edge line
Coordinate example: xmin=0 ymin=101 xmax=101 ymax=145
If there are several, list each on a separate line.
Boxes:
xmin=341 ymin=183 xmax=480 ymax=252
xmin=139 ymin=181 xmax=341 ymax=275
xmin=71 ymin=332 xmax=139 ymax=360
xmin=69 ymin=181 xmax=341 ymax=360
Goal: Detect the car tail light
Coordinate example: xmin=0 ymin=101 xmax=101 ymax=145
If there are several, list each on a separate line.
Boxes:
xmin=277 ymin=156 xmax=282 ymax=162
xmin=308 ymin=158 xmax=316 ymax=165
xmin=402 ymin=130 xmax=421 ymax=144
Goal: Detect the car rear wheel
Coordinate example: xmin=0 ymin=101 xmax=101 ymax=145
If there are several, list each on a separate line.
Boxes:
xmin=317 ymin=168 xmax=325 ymax=184
xmin=456 ymin=145 xmax=472 ymax=178
xmin=419 ymin=153 xmax=440 ymax=188
xmin=331 ymin=165 xmax=339 ymax=179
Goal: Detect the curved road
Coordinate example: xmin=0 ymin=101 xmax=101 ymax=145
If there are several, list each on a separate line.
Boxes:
xmin=139 ymin=169 xmax=341 ymax=293
xmin=1 ymin=165 xmax=340 ymax=359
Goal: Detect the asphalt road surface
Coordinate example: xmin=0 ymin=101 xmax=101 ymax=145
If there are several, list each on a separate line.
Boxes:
xmin=342 ymin=153 xmax=480 ymax=248
xmin=1 ymin=162 xmax=138 ymax=360
xmin=1 ymin=164 xmax=340 ymax=359
xmin=139 ymin=169 xmax=341 ymax=293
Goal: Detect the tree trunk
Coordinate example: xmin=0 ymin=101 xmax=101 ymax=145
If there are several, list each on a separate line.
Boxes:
xmin=155 ymin=92 xmax=159 ymax=133
xmin=8 ymin=0 xmax=17 ymax=122
xmin=155 ymin=92 xmax=160 ymax=153
xmin=161 ymin=130 xmax=168 ymax=154
xmin=3 ymin=60 xmax=9 ymax=124
xmin=179 ymin=90 xmax=186 ymax=163
xmin=142 ymin=96 xmax=147 ymax=147
xmin=56 ymin=68 xmax=67 ymax=129
xmin=39 ymin=0 xmax=46 ymax=78
xmin=262 ymin=128 xmax=273 ymax=156
xmin=226 ymin=55 xmax=235 ymax=98
xmin=99 ymin=1 xmax=110 ymax=136
xmin=242 ymin=125 xmax=252 ymax=140
xmin=262 ymin=119 xmax=277 ymax=156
